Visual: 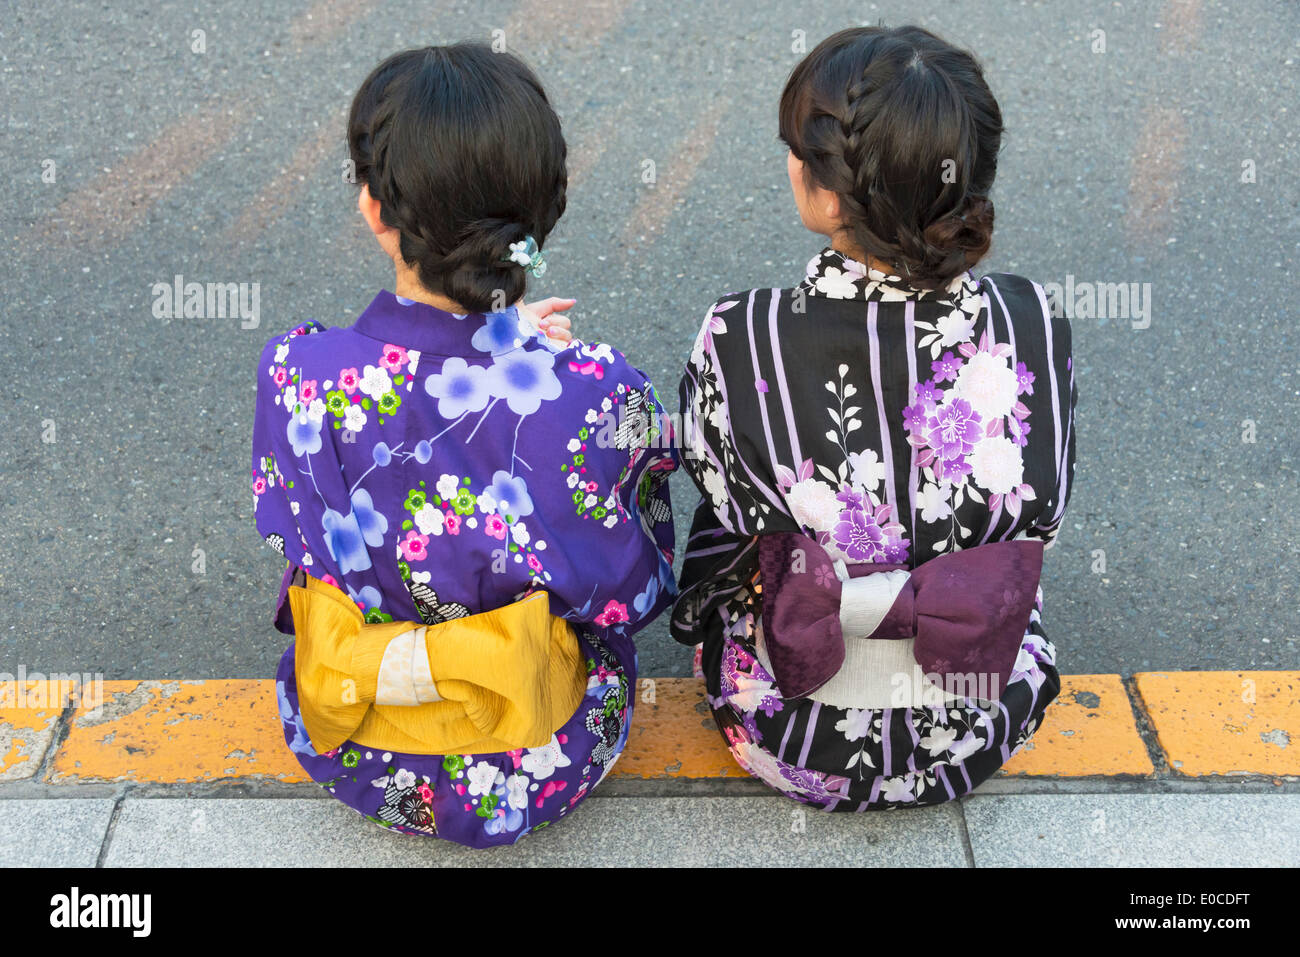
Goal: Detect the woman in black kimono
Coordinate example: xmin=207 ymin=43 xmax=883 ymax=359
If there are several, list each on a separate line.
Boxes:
xmin=672 ymin=25 xmax=1077 ymax=809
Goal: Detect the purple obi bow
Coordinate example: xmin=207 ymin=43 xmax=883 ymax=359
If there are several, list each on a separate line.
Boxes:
xmin=757 ymin=534 xmax=1045 ymax=702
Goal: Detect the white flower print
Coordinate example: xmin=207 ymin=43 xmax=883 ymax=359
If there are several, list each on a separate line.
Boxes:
xmin=603 ymin=514 xmax=618 ymax=528
xmin=566 ymin=438 xmax=581 ymax=453
xmin=953 ymin=350 xmax=1019 ymax=420
xmin=936 ymin=306 xmax=977 ymax=347
xmin=880 ymin=774 xmax=918 ymax=803
xmin=359 ymin=364 xmax=393 ymax=401
xmin=814 ymin=266 xmax=861 ymax=299
xmin=435 ymin=473 xmax=460 ymax=500
xmin=505 ymin=773 xmax=530 ymax=810
xmin=702 ymin=464 xmax=729 ymax=510
xmin=834 ymin=708 xmax=874 ymax=742
xmin=521 ymin=735 xmax=571 ymax=780
xmin=307 ymin=397 xmax=326 ymax=423
xmin=343 ymin=404 xmax=367 ymax=433
xmin=786 ymin=478 xmax=841 ymax=532
xmin=969 ymin=436 xmax=1025 ymax=495
xmin=466 ymin=761 xmax=501 ymax=797
xmin=732 ymin=740 xmax=802 ymax=794
xmin=566 ymin=471 xmax=581 ymax=489
xmin=510 ymin=522 xmax=530 ymax=546
xmin=393 ymin=768 xmax=416 ymax=789
xmin=948 ymin=732 xmax=984 ymax=763
xmin=917 ymin=481 xmax=954 ymax=523
xmin=283 ymin=384 xmax=297 ymax=412
xmin=919 ymin=725 xmax=958 ymax=756
xmin=729 ymin=674 xmax=777 ymax=713
xmin=274 ymin=342 xmax=290 ymax=364
xmin=476 ymin=489 xmax=498 ymax=513
xmin=413 ymin=503 xmax=445 ymax=536
xmin=847 ymin=449 xmax=885 ymax=493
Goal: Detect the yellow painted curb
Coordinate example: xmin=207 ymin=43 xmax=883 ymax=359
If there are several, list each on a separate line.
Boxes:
xmin=1002 ymin=674 xmax=1154 ymax=777
xmin=1134 ymin=671 xmax=1299 ymax=777
xmin=26 ymin=673 xmax=1299 ymax=785
xmin=51 ymin=680 xmax=307 ymax=784
xmin=0 ymin=682 xmax=71 ymax=781
xmin=613 ymin=677 xmax=741 ymax=778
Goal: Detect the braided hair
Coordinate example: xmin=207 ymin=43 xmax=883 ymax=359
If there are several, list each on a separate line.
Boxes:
xmin=347 ymin=44 xmax=567 ymax=313
xmin=779 ymin=26 xmax=1001 ymax=290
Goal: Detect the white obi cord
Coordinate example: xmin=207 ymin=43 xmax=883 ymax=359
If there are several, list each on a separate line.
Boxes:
xmin=374 ymin=627 xmax=443 ymax=706
xmin=754 ymin=563 xmax=968 ymax=710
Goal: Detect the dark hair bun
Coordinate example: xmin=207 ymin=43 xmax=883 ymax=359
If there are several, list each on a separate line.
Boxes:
xmin=779 ymin=26 xmax=1001 ymax=289
xmin=348 ymin=44 xmax=567 ymax=312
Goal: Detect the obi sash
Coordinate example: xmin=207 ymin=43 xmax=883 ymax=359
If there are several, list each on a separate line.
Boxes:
xmin=757 ymin=534 xmax=1044 ymax=704
xmin=288 ymin=574 xmax=587 ymax=756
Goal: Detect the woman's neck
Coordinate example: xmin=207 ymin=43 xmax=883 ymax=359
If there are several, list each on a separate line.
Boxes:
xmin=393 ymin=263 xmax=471 ymax=314
xmin=830 ymin=232 xmax=896 ymax=276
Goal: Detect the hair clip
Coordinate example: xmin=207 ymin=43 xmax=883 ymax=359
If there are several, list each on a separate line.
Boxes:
xmin=505 ymin=235 xmax=547 ymax=277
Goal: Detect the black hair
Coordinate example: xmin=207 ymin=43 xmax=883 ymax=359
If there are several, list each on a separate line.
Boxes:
xmin=779 ymin=25 xmax=1002 ymax=289
xmin=348 ymin=43 xmax=567 ymax=312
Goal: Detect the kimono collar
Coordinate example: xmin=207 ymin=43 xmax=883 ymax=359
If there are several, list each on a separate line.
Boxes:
xmin=353 ymin=290 xmax=546 ymax=357
xmin=797 ymin=247 xmax=980 ymax=305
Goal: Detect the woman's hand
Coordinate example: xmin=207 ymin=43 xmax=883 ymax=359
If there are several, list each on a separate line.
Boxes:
xmin=517 ymin=297 xmax=576 ymax=344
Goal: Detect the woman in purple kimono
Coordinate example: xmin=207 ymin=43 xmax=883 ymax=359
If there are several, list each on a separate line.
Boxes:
xmin=672 ymin=26 xmax=1077 ymax=809
xmin=251 ymin=44 xmax=676 ymax=847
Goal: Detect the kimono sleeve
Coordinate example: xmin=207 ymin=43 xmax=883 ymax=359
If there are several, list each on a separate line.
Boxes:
xmin=677 ymin=302 xmax=763 ymax=536
xmin=250 ymin=325 xmax=322 ymax=631
xmin=1028 ymin=308 xmax=1077 ymax=549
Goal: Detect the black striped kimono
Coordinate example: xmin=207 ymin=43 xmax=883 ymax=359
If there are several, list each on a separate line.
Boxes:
xmin=671 ymin=247 xmax=1077 ymax=809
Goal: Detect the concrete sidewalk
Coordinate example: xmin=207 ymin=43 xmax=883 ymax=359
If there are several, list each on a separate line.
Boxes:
xmin=2 ymin=672 xmax=1297 ymax=866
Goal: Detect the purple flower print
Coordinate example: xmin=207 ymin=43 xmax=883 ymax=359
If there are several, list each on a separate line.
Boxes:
xmin=485 ymin=349 xmax=562 ymax=415
xmin=1008 ymin=415 xmax=1032 ymax=448
xmin=836 ymin=487 xmax=868 ymax=510
xmin=830 ymin=507 xmax=888 ymax=562
xmin=931 ymin=351 xmax=962 ymax=383
xmin=914 ymin=378 xmax=943 ymax=406
xmin=923 ymin=397 xmax=982 ymax=462
xmin=425 ymin=356 xmax=491 ymax=419
xmin=1015 ymin=361 xmax=1036 ymax=395
xmin=902 ymin=402 xmax=927 ymax=433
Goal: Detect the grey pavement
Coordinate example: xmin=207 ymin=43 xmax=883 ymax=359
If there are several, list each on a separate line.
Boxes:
xmin=4 ymin=789 xmax=1298 ymax=867
xmin=1 ymin=0 xmax=1298 ymax=681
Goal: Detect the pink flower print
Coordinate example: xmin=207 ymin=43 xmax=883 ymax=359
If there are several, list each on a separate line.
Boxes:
xmin=338 ymin=367 xmax=361 ymax=394
xmin=484 ymin=514 xmax=507 ymax=540
xmin=594 ymin=599 xmax=630 ymax=627
xmin=319 ymin=573 xmax=339 ymax=588
xmin=507 ymin=748 xmax=523 ymax=769
xmin=380 ymin=344 xmax=409 ymax=373
xmin=252 ymin=476 xmax=267 ymax=495
xmin=272 ymin=367 xmax=289 ymax=388
xmin=527 ymin=554 xmax=544 ymax=574
xmin=399 ymin=530 xmax=430 ymax=562
xmin=444 ymin=513 xmax=461 ymax=535
xmin=584 ymin=481 xmax=599 ymax=493
xmin=417 ymin=783 xmax=434 ymax=804
xmin=931 ymin=352 xmax=962 ymax=383
xmin=299 ymin=379 xmax=319 ymax=404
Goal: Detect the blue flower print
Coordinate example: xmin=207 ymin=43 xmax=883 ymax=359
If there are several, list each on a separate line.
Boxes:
xmin=487 ymin=470 xmax=535 ymax=518
xmin=321 ymin=488 xmax=389 ymax=574
xmin=278 ymin=680 xmax=316 ymax=757
xmin=471 ymin=307 xmax=536 ymax=355
xmin=485 ymin=349 xmax=561 ymax=415
xmin=425 ymin=356 xmax=491 ymax=419
xmin=287 ymin=412 xmax=323 ymax=456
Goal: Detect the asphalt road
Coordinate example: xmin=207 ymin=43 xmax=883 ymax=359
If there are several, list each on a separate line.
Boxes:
xmin=0 ymin=0 xmax=1296 ymax=678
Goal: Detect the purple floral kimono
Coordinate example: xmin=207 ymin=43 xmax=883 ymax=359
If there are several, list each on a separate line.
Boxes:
xmin=672 ymin=248 xmax=1077 ymax=809
xmin=251 ymin=291 xmax=676 ymax=847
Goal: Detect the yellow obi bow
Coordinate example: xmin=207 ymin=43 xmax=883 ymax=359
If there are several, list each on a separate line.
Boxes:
xmin=288 ymin=575 xmax=587 ymax=756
